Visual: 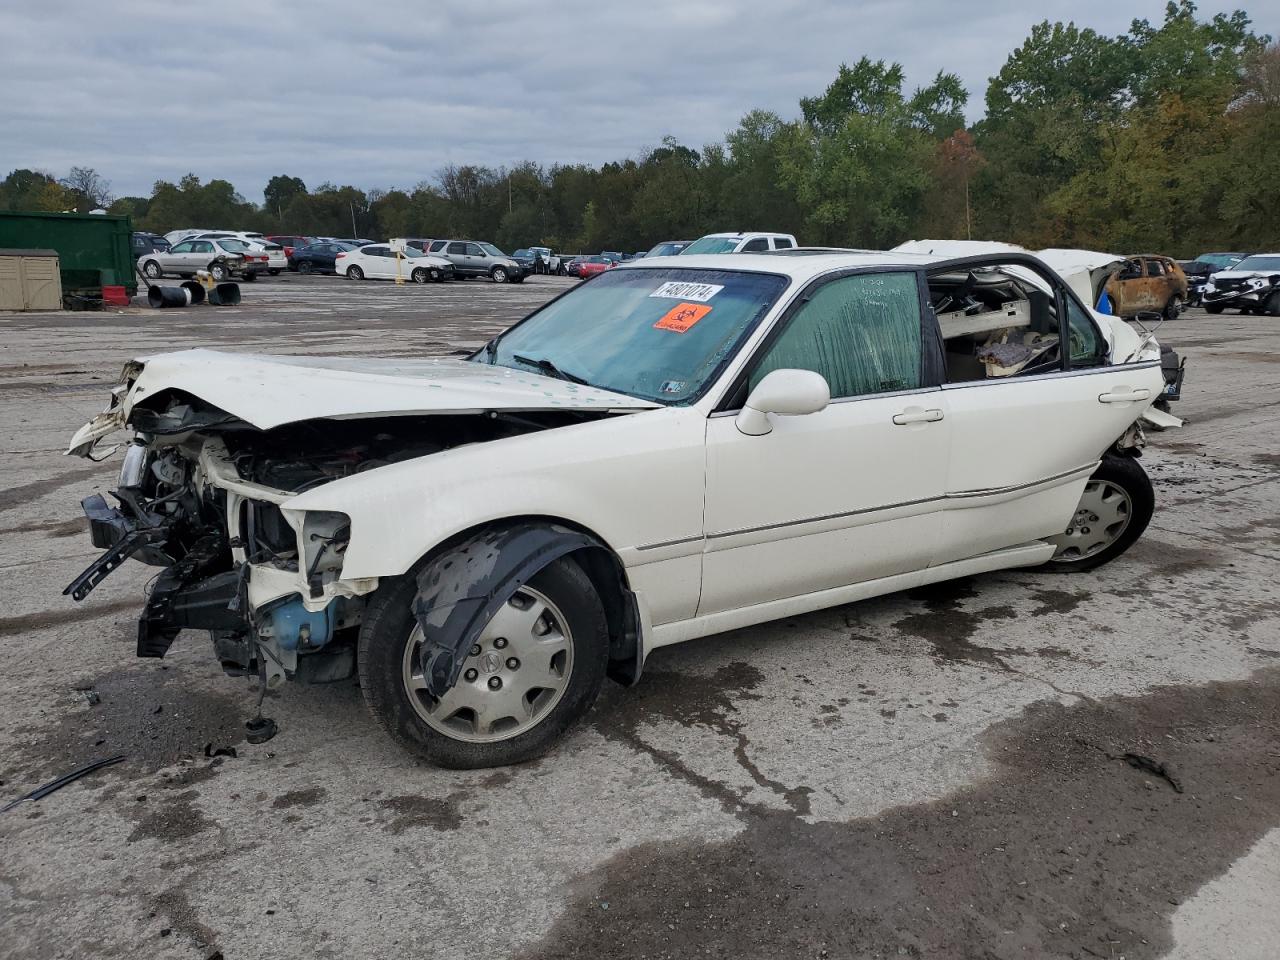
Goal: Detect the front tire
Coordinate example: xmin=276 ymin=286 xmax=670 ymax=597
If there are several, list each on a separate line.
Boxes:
xmin=412 ymin=268 xmax=428 ymax=284
xmin=346 ymin=265 xmax=365 ymax=280
xmin=297 ymin=260 xmax=313 ymax=274
xmin=1043 ymin=455 xmax=1154 ymax=572
xmin=1204 ymin=302 xmax=1224 ymax=314
xmin=491 ymin=266 xmax=509 ymax=283
xmin=142 ymin=259 xmax=162 ymax=279
xmin=1266 ymin=291 xmax=1280 ymax=317
xmin=358 ymin=554 xmax=609 ymax=768
xmin=1163 ymin=295 xmax=1183 ymax=321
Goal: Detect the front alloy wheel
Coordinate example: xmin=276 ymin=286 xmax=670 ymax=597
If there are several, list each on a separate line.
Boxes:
xmin=142 ymin=260 xmax=162 ymax=279
xmin=412 ymin=268 xmax=428 ymax=284
xmin=404 ymin=586 xmax=574 ymax=743
xmin=358 ymin=554 xmax=609 ymax=768
xmin=491 ymin=266 xmax=509 ymax=283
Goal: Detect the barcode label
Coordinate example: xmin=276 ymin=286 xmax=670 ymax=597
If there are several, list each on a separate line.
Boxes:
xmin=648 ymin=281 xmax=724 ymax=302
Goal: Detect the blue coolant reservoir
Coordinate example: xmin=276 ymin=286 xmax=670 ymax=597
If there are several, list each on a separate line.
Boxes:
xmin=259 ymin=596 xmax=349 ymax=651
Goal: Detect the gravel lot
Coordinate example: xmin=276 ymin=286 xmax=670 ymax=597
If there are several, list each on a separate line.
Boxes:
xmin=1 ymin=272 xmax=1277 ymax=960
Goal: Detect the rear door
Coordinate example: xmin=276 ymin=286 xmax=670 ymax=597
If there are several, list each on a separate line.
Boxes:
xmin=933 ymin=261 xmax=1164 ymax=565
xmin=361 ymin=246 xmax=394 ymax=278
xmin=700 ymin=269 xmax=948 ymax=615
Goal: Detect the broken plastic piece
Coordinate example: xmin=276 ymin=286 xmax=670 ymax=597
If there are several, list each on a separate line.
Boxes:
xmin=1 ymin=755 xmax=126 ymax=813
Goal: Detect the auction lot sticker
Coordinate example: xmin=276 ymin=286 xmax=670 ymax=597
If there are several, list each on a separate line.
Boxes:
xmin=654 ymin=303 xmax=713 ymax=333
xmin=648 ymin=281 xmax=723 ymax=302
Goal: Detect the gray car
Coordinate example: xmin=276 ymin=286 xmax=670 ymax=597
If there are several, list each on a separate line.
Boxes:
xmin=139 ymin=237 xmax=268 ymax=282
xmin=426 ymin=239 xmax=525 ymax=283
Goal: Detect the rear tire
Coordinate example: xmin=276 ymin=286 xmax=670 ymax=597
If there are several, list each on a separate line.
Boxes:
xmin=208 ymin=262 xmax=227 ymax=282
xmin=1266 ymin=292 xmax=1280 ymax=317
xmin=241 ymin=271 xmax=257 ymax=282
xmin=269 ymin=269 xmax=282 ymax=276
xmin=346 ymin=265 xmax=365 ymax=280
xmin=297 ymin=260 xmax=313 ymax=274
xmin=358 ymin=553 xmax=609 ymax=768
xmin=1042 ymin=455 xmax=1154 ymax=572
xmin=1204 ymin=303 xmax=1224 ymax=314
xmin=1163 ymin=295 xmax=1183 ymax=321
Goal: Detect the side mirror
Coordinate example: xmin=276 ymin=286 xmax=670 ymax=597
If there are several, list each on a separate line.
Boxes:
xmin=735 ymin=369 xmax=830 ymax=436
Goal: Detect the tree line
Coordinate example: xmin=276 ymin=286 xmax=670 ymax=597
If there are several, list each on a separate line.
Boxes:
xmin=3 ymin=3 xmax=1274 ymax=258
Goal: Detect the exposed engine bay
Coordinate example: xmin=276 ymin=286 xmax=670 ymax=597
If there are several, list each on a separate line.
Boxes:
xmin=65 ymin=388 xmax=611 ymax=689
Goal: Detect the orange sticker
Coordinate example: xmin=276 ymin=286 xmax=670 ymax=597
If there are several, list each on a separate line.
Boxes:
xmin=654 ymin=302 xmax=712 ymax=333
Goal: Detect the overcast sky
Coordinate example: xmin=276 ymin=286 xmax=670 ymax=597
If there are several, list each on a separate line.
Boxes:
xmin=0 ymin=0 xmax=1261 ymax=203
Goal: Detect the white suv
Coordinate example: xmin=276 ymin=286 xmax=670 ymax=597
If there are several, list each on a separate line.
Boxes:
xmin=681 ymin=232 xmax=798 ymax=255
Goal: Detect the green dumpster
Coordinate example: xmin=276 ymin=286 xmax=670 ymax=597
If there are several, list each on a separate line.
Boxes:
xmin=0 ymin=210 xmax=137 ymax=303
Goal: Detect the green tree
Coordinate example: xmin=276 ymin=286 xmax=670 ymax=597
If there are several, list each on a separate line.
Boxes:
xmin=263 ymin=175 xmax=307 ymax=221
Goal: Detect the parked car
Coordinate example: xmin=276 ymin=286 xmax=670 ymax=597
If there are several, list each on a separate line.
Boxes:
xmin=64 ymin=248 xmax=1172 ymax=768
xmin=163 ymin=228 xmax=217 ymax=246
xmin=564 ymin=256 xmax=586 ymax=277
xmin=222 ymin=237 xmax=287 ymax=275
xmin=681 ymin=232 xmax=798 ymax=255
xmin=528 ymin=246 xmax=562 ymax=274
xmin=335 ymin=238 xmax=377 ymax=248
xmin=1101 ymin=256 xmax=1187 ymax=320
xmin=266 ymin=235 xmax=317 ymax=259
xmin=337 ymin=244 xmax=455 ymax=283
xmin=130 ymin=232 xmax=170 ymax=262
xmin=644 ymin=240 xmax=693 ymax=258
xmin=1200 ymin=253 xmax=1280 ymax=315
xmin=288 ymin=241 xmax=356 ymax=274
xmin=1181 ymin=252 xmax=1248 ymax=305
xmin=632 ymin=251 xmax=648 ymax=260
xmin=575 ymin=255 xmax=616 ymax=279
xmin=402 ymin=238 xmax=435 ymax=254
xmin=138 ymin=237 xmax=268 ymax=282
xmin=510 ymin=249 xmax=539 ymax=273
xmin=425 ymin=239 xmax=525 ymax=283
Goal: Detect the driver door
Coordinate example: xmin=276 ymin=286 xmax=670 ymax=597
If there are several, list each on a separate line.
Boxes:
xmin=699 ymin=270 xmax=949 ymax=616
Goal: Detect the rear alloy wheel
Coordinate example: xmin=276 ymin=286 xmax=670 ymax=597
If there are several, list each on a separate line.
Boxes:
xmin=142 ymin=260 xmax=162 ymax=279
xmin=491 ymin=266 xmax=509 ymax=283
xmin=208 ymin=262 xmax=227 ymax=282
xmin=346 ymin=265 xmax=365 ymax=280
xmin=297 ymin=260 xmax=313 ymax=274
xmin=1044 ymin=455 xmax=1154 ymax=572
xmin=412 ymin=268 xmax=428 ymax=284
xmin=358 ymin=555 xmax=608 ymax=768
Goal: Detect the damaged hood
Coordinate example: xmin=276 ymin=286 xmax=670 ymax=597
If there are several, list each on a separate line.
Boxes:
xmin=69 ymin=349 xmax=658 ymax=454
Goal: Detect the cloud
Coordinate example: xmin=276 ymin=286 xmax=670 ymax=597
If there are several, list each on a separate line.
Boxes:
xmin=0 ymin=0 xmax=1254 ymax=202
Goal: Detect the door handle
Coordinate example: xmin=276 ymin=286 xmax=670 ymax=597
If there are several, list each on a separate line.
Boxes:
xmin=1098 ymin=388 xmax=1151 ymax=403
xmin=892 ymin=407 xmax=944 ymax=425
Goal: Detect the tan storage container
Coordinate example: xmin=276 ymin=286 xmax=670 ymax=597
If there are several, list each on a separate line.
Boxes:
xmin=0 ymin=249 xmax=64 ymax=311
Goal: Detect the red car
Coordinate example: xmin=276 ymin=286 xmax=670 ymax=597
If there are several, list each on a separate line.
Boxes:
xmin=265 ymin=235 xmax=316 ymax=259
xmin=577 ymin=255 xmax=617 ymax=279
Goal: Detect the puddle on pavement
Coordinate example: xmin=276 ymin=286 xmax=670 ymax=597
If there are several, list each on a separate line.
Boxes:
xmin=522 ymin=668 xmax=1280 ymax=960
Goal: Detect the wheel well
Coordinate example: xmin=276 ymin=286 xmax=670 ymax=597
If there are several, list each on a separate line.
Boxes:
xmin=406 ymin=516 xmax=642 ymax=686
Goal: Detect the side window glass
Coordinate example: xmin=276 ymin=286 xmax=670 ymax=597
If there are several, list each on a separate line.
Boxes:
xmin=467 ymin=243 xmax=485 ymax=256
xmin=740 ymin=238 xmax=768 ymax=252
xmin=774 ymin=237 xmax=794 ymax=249
xmin=750 ymin=272 xmax=922 ymax=399
xmin=430 ymin=241 xmax=447 ymax=252
xmin=171 ymin=242 xmax=191 ymax=253
xmin=1146 ymin=259 xmax=1165 ymax=277
xmin=1066 ymin=296 xmax=1105 ymax=367
xmin=448 ymin=242 xmax=467 ymax=255
xmin=193 ymin=241 xmax=212 ymax=253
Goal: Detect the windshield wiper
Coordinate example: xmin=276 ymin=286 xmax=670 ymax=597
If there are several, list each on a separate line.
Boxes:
xmin=511 ymin=354 xmax=590 ymax=385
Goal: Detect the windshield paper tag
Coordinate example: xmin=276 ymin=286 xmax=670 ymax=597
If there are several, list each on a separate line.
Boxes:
xmin=649 ymin=281 xmax=723 ymax=302
xmin=654 ymin=303 xmax=712 ymax=333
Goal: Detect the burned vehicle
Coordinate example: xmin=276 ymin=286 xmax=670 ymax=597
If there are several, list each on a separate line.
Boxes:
xmin=66 ymin=252 xmax=1171 ymax=768
xmin=1200 ymin=254 xmax=1280 ymax=315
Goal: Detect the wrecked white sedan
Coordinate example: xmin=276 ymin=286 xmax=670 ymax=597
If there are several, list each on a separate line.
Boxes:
xmin=66 ymin=250 xmax=1169 ymax=767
